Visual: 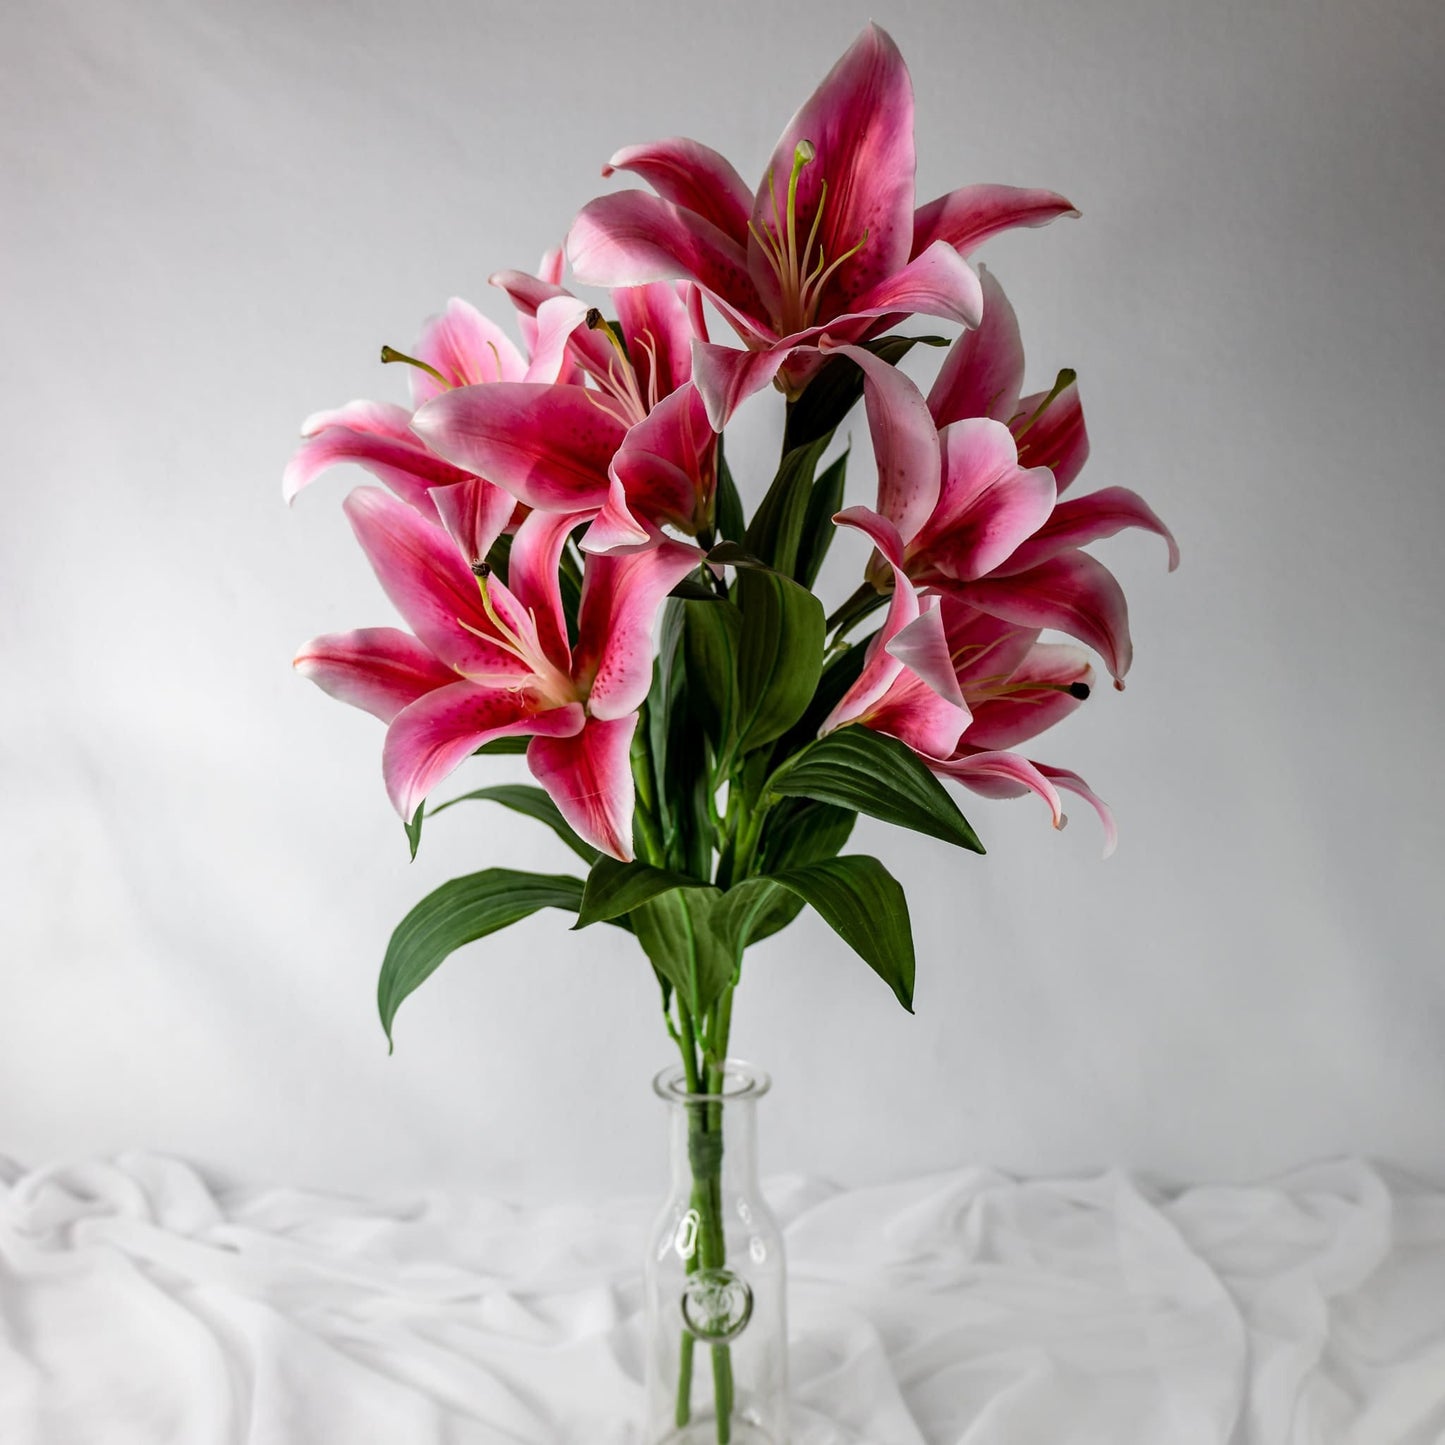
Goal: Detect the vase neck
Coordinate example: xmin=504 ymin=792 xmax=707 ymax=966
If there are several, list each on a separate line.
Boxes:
xmin=655 ymin=1060 xmax=768 ymax=1195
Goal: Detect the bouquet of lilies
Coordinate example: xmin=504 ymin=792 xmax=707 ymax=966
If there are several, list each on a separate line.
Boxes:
xmin=288 ymin=30 xmax=1174 ymax=1422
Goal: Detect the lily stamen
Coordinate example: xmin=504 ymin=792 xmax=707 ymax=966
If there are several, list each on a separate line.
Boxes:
xmin=1013 ymin=368 xmax=1077 ymax=440
xmin=380 ymin=345 xmax=449 ymax=388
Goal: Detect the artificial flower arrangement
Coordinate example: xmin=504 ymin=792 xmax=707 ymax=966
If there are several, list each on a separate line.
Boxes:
xmin=287 ymin=23 xmax=1175 ymax=1442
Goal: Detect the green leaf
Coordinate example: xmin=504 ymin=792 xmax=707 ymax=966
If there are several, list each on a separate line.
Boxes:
xmin=404 ymin=803 xmax=425 ymax=861
xmin=767 ymin=641 xmax=869 ymax=768
xmin=483 ymin=531 xmax=513 ymax=588
xmin=631 ymin=885 xmax=736 ymax=1018
xmin=744 ymin=435 xmax=830 ymax=577
xmin=474 ymin=735 xmax=530 ymax=756
xmin=705 ymin=540 xmax=769 ymax=570
xmin=378 ymin=870 xmax=584 ymax=1047
xmin=683 ymin=598 xmax=742 ymax=750
xmin=750 ymin=798 xmax=857 ymax=942
xmin=784 ymin=333 xmax=949 ymax=451
xmin=734 ymin=569 xmax=826 ymax=754
xmin=767 ymin=855 xmax=916 ymax=1011
xmin=577 ymin=855 xmax=706 ymax=929
xmin=769 ymin=727 xmax=985 ymax=853
xmin=795 ymin=448 xmax=849 ymax=589
xmin=714 ymin=437 xmax=747 ymax=544
xmin=429 ymin=784 xmax=599 ymax=865
xmin=669 ymin=575 xmax=723 ymax=602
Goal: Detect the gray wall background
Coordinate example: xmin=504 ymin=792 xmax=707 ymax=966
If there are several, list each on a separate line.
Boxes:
xmin=3 ymin=0 xmax=1442 ymax=1198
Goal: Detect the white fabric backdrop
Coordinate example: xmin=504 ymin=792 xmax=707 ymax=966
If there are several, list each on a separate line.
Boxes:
xmin=4 ymin=1155 xmax=1444 ymax=1443
xmin=3 ymin=0 xmax=1445 ymax=1198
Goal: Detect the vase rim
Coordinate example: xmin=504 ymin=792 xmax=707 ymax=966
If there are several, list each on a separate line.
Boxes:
xmin=652 ymin=1058 xmax=771 ymax=1104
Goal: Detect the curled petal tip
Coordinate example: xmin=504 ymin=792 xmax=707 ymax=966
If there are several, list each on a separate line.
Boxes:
xmin=1114 ymin=677 xmax=1126 ymax=692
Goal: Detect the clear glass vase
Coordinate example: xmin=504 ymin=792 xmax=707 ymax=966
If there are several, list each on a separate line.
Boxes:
xmin=644 ymin=1061 xmax=788 ymax=1444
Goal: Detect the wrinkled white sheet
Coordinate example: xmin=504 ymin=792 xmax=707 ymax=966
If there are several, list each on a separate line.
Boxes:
xmin=2 ymin=1157 xmax=1443 ymax=1444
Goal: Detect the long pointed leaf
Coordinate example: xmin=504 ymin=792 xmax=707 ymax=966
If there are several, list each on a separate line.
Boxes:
xmin=735 ymin=569 xmax=825 ymax=753
xmin=770 ymin=728 xmax=985 ymax=853
xmin=378 ymin=870 xmax=584 ymax=1047
xmin=796 ymin=448 xmax=849 ymax=589
xmin=744 ymin=435 xmax=830 ymax=577
xmin=765 ymin=855 xmax=916 ymax=1010
xmin=577 ymin=855 xmax=708 ymax=928
xmin=429 ymin=784 xmax=599 ymax=865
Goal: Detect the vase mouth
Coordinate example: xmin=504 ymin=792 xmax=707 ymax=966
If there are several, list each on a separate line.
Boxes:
xmin=653 ymin=1058 xmax=771 ymax=1104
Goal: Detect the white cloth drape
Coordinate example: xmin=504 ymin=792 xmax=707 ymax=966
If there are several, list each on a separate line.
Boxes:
xmin=2 ymin=1156 xmax=1442 ymax=1443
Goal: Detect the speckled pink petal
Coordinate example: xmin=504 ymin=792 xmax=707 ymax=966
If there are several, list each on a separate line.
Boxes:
xmin=293 ymin=628 xmax=456 ymax=724
xmin=912 ymin=418 xmax=1056 ymax=582
xmin=573 ymin=539 xmax=706 ymax=720
xmin=927 ymin=267 xmax=1026 ymax=428
xmin=412 ymin=382 xmax=625 ymax=513
xmin=383 ymin=682 xmax=583 ymax=821
xmin=752 ymin=23 xmax=915 ymax=317
xmin=342 ymin=487 xmax=532 ymax=682
xmin=614 ymin=282 xmax=697 ymax=402
xmin=821 ymin=342 xmax=940 ymax=542
xmin=528 ymin=714 xmax=638 ymax=862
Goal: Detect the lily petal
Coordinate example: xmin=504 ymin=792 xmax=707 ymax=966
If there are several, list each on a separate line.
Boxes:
xmin=912 ymin=184 xmax=1078 ymax=259
xmin=614 ymin=282 xmax=697 ymax=403
xmin=998 ymin=486 xmax=1180 ymax=575
xmin=754 ymin=23 xmax=915 ymax=315
xmin=842 ymin=239 xmax=984 ymax=330
xmin=927 ymin=266 xmax=1025 ymax=428
xmin=822 ymin=342 xmax=941 ymax=542
xmin=690 ymin=339 xmax=793 ymax=431
xmin=523 ymin=295 xmax=591 ymax=385
xmin=383 ymin=682 xmax=583 ymax=821
xmin=1038 ymin=762 xmax=1118 ymax=857
xmin=954 ymin=548 xmax=1133 ymax=687
xmin=604 ymin=139 xmax=754 ymax=245
xmin=528 ymin=714 xmax=638 ymax=862
xmin=567 ymin=191 xmax=764 ymax=325
xmin=1013 ymin=377 xmax=1089 ymax=493
xmin=832 ymin=504 xmax=908 ymax=570
xmin=912 ymin=418 xmax=1057 ymax=581
xmin=962 ymin=643 xmax=1093 ymax=750
xmin=411 ymin=298 xmax=527 ymax=406
xmin=504 ymin=507 xmax=586 ymax=672
xmin=490 ymin=268 xmax=613 ymax=380
xmin=293 ymin=628 xmax=455 ymax=723
xmin=574 ymin=539 xmax=705 ymax=720
xmin=940 ymin=600 xmax=1041 ymax=691
xmin=821 ymin=529 xmax=920 ymax=732
xmin=605 ymin=383 xmax=715 ymax=537
xmin=934 ymin=749 xmax=1066 ymax=830
xmin=887 ymin=604 xmax=970 ymax=712
xmin=412 ymin=382 xmax=625 ymax=513
xmin=582 ymin=475 xmax=654 ymax=555
xmin=343 ymin=487 xmax=532 ymax=681
xmin=284 ymin=401 xmax=468 ymax=512
xmin=427 ymin=478 xmax=517 ymax=568
xmin=862 ymin=669 xmax=972 ymax=760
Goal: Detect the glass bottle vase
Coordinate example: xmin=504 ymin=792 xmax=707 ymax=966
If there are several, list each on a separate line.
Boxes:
xmin=643 ymin=1060 xmax=788 ymax=1444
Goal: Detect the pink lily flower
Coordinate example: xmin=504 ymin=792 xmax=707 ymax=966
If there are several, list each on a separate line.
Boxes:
xmin=283 ymin=251 xmax=586 ymax=528
xmin=411 ymin=271 xmax=717 ymax=554
xmin=294 ymin=486 xmax=700 ymax=860
xmin=928 ymin=604 xmax=1118 ymax=854
xmin=819 ymin=524 xmax=972 ymax=760
xmin=826 ymin=319 xmax=1176 ymax=688
xmin=566 ymin=23 xmax=1077 ymax=428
